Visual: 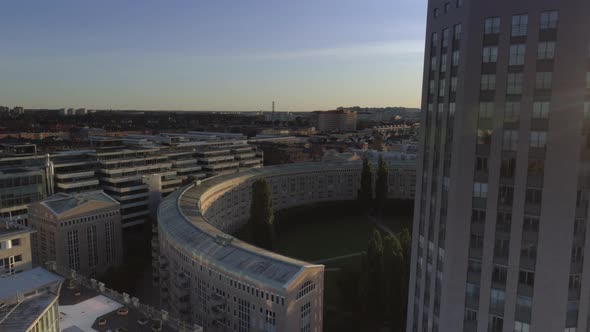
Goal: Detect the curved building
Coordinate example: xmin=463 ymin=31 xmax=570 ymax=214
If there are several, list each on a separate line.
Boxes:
xmin=157 ymin=160 xmax=414 ymax=331
xmin=409 ymin=1 xmax=590 ymax=332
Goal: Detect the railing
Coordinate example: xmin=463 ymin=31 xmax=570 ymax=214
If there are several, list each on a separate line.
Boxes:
xmin=44 ymin=261 xmax=202 ymax=332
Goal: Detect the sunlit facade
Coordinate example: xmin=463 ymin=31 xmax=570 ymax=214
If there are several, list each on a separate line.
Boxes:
xmin=408 ymin=1 xmax=590 ymax=331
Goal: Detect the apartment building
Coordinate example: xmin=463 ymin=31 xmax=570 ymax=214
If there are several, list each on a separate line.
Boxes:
xmin=28 ymin=191 xmax=123 ymax=276
xmin=408 ymin=1 xmax=590 ymax=331
xmin=0 ymin=223 xmax=34 ymax=277
xmin=317 ymin=110 xmax=358 ymax=133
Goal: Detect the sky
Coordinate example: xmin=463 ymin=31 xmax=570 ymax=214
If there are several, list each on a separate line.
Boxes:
xmin=0 ymin=0 xmax=427 ymax=112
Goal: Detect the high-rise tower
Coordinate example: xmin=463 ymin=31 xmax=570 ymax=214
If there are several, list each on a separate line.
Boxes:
xmin=408 ymin=1 xmax=590 ymax=331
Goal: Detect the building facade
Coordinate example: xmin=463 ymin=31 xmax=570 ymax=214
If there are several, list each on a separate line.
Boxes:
xmin=0 ymin=223 xmax=33 ymax=277
xmin=317 ymin=110 xmax=357 ymax=133
xmin=408 ymin=1 xmax=590 ymax=332
xmin=28 ymin=191 xmax=123 ymax=277
xmin=158 ymin=160 xmax=416 ymax=332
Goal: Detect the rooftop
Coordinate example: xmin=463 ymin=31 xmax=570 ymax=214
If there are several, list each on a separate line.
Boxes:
xmin=0 ymin=267 xmax=63 ymax=332
xmin=0 ymin=267 xmax=63 ymax=301
xmin=159 ymin=160 xmax=398 ymax=289
xmin=38 ymin=191 xmax=119 ymax=217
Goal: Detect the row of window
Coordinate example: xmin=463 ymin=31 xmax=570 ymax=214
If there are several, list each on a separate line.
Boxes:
xmin=482 ymin=42 xmax=556 ymax=65
xmin=484 ymin=11 xmax=559 ymax=36
xmin=433 ymin=0 xmax=463 ymax=18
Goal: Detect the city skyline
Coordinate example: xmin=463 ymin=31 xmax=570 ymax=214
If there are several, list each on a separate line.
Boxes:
xmin=0 ymin=0 xmax=427 ymax=112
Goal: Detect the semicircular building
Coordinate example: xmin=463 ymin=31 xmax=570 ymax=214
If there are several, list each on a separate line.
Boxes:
xmin=157 ymin=160 xmax=415 ymax=332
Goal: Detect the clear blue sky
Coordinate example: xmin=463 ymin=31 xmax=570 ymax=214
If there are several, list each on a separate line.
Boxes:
xmin=0 ymin=0 xmax=427 ymax=111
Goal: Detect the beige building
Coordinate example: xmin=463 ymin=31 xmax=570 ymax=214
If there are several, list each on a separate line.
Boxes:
xmin=0 ymin=223 xmax=34 ymax=277
xmin=158 ymin=160 xmax=415 ymax=332
xmin=0 ymin=267 xmax=63 ymax=332
xmin=317 ymin=110 xmax=357 ymax=132
xmin=28 ymin=191 xmax=123 ymax=277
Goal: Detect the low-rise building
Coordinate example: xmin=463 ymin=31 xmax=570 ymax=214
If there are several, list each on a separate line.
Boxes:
xmin=0 ymin=223 xmax=34 ymax=276
xmin=0 ymin=267 xmax=63 ymax=332
xmin=28 ymin=191 xmax=123 ymax=277
xmin=317 ymin=110 xmax=357 ymax=132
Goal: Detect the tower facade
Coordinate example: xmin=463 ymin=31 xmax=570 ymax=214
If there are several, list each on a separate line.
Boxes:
xmin=408 ymin=1 xmax=590 ymax=331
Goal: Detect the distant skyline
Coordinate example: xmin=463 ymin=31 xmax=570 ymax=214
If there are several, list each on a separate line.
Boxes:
xmin=0 ymin=0 xmax=427 ymax=112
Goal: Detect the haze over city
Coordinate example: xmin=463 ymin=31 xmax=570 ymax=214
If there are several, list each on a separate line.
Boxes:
xmin=0 ymin=0 xmax=427 ymax=111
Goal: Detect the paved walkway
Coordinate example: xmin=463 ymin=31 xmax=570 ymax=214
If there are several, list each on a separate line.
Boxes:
xmin=368 ymin=214 xmax=395 ymax=236
xmin=312 ymin=252 xmax=363 ymax=264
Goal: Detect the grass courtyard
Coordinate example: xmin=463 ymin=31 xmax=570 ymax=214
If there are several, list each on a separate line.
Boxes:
xmin=235 ymin=200 xmax=413 ymax=332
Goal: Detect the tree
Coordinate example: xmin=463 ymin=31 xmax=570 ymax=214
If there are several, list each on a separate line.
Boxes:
xmin=358 ymin=157 xmax=373 ymax=210
xmin=249 ymin=179 xmax=274 ymax=249
xmin=375 ymin=154 xmax=389 ymax=212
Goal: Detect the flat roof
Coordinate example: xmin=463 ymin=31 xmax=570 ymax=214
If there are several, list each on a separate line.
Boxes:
xmin=0 ymin=292 xmax=58 ymax=332
xmin=38 ymin=191 xmax=119 ymax=217
xmin=159 ymin=160 xmax=402 ymax=289
xmin=0 ymin=267 xmax=63 ymax=301
xmin=59 ymin=295 xmax=123 ymax=332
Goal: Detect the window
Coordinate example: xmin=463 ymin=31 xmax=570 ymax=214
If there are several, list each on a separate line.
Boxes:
xmin=477 ymin=128 xmax=492 ymax=145
xmin=454 ymin=24 xmax=462 ymax=40
xmin=484 ymin=17 xmax=501 ymax=34
xmin=532 ymin=102 xmax=550 ymax=119
xmin=464 ymin=309 xmax=477 ymax=322
xmin=483 ymin=47 xmax=498 ymax=63
xmin=444 ymin=2 xmax=450 ymax=13
xmin=536 ymin=72 xmax=553 ymax=89
xmin=473 ymin=182 xmax=488 ymax=198
xmin=514 ymin=321 xmax=530 ymax=332
xmin=530 ymin=131 xmax=547 ymax=148
xmin=476 ymin=156 xmax=488 ymax=173
xmin=507 ymin=73 xmax=524 ymax=94
xmin=490 ymin=289 xmax=505 ymax=311
xmin=442 ymin=28 xmax=450 ymax=48
xmin=440 ymin=54 xmax=448 ymax=73
xmin=538 ymin=42 xmax=556 ymax=60
xmin=439 ymin=79 xmax=446 ymax=97
xmin=481 ymin=74 xmax=496 ymax=91
xmin=500 ymin=157 xmax=516 ymax=178
xmin=489 ymin=315 xmax=503 ymax=332
xmin=519 ymin=270 xmax=535 ymax=287
xmin=498 ymin=185 xmax=514 ymax=205
xmin=10 ymin=238 xmax=20 ymax=247
xmin=523 ymin=216 xmax=539 ymax=233
xmin=525 ymin=188 xmax=543 ymax=205
xmin=505 ymin=102 xmax=520 ymax=123
xmin=586 ymin=72 xmax=590 ymax=89
xmin=452 ymin=50 xmax=460 ymax=66
xmin=503 ymin=130 xmax=519 ymax=151
xmin=432 ymin=32 xmax=439 ymax=48
xmin=540 ymin=10 xmax=559 ymax=30
xmin=509 ymin=44 xmax=526 ymax=65
xmin=456 ymin=0 xmax=463 ymax=8
xmin=430 ymin=56 xmax=437 ymax=71
xmin=479 ymin=102 xmax=494 ymax=119
xmin=492 ymin=265 xmax=507 ymax=284
xmin=569 ymin=274 xmax=582 ymax=291
xmin=451 ymin=76 xmax=458 ymax=92
xmin=434 ymin=8 xmax=440 ymax=18
xmin=584 ymin=102 xmax=590 ymax=120
xmin=512 ymin=14 xmax=528 ymax=37
xmin=528 ymin=159 xmax=545 ymax=177
xmin=472 ymin=209 xmax=486 ymax=223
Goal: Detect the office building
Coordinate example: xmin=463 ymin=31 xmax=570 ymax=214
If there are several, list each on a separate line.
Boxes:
xmin=0 ymin=151 xmax=49 ymax=225
xmin=0 ymin=222 xmax=34 ymax=276
xmin=317 ymin=110 xmax=358 ymax=132
xmin=28 ymin=191 xmax=123 ymax=276
xmin=48 ymin=150 xmax=99 ymax=194
xmin=0 ymin=267 xmax=63 ymax=332
xmin=408 ymin=1 xmax=590 ymax=331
